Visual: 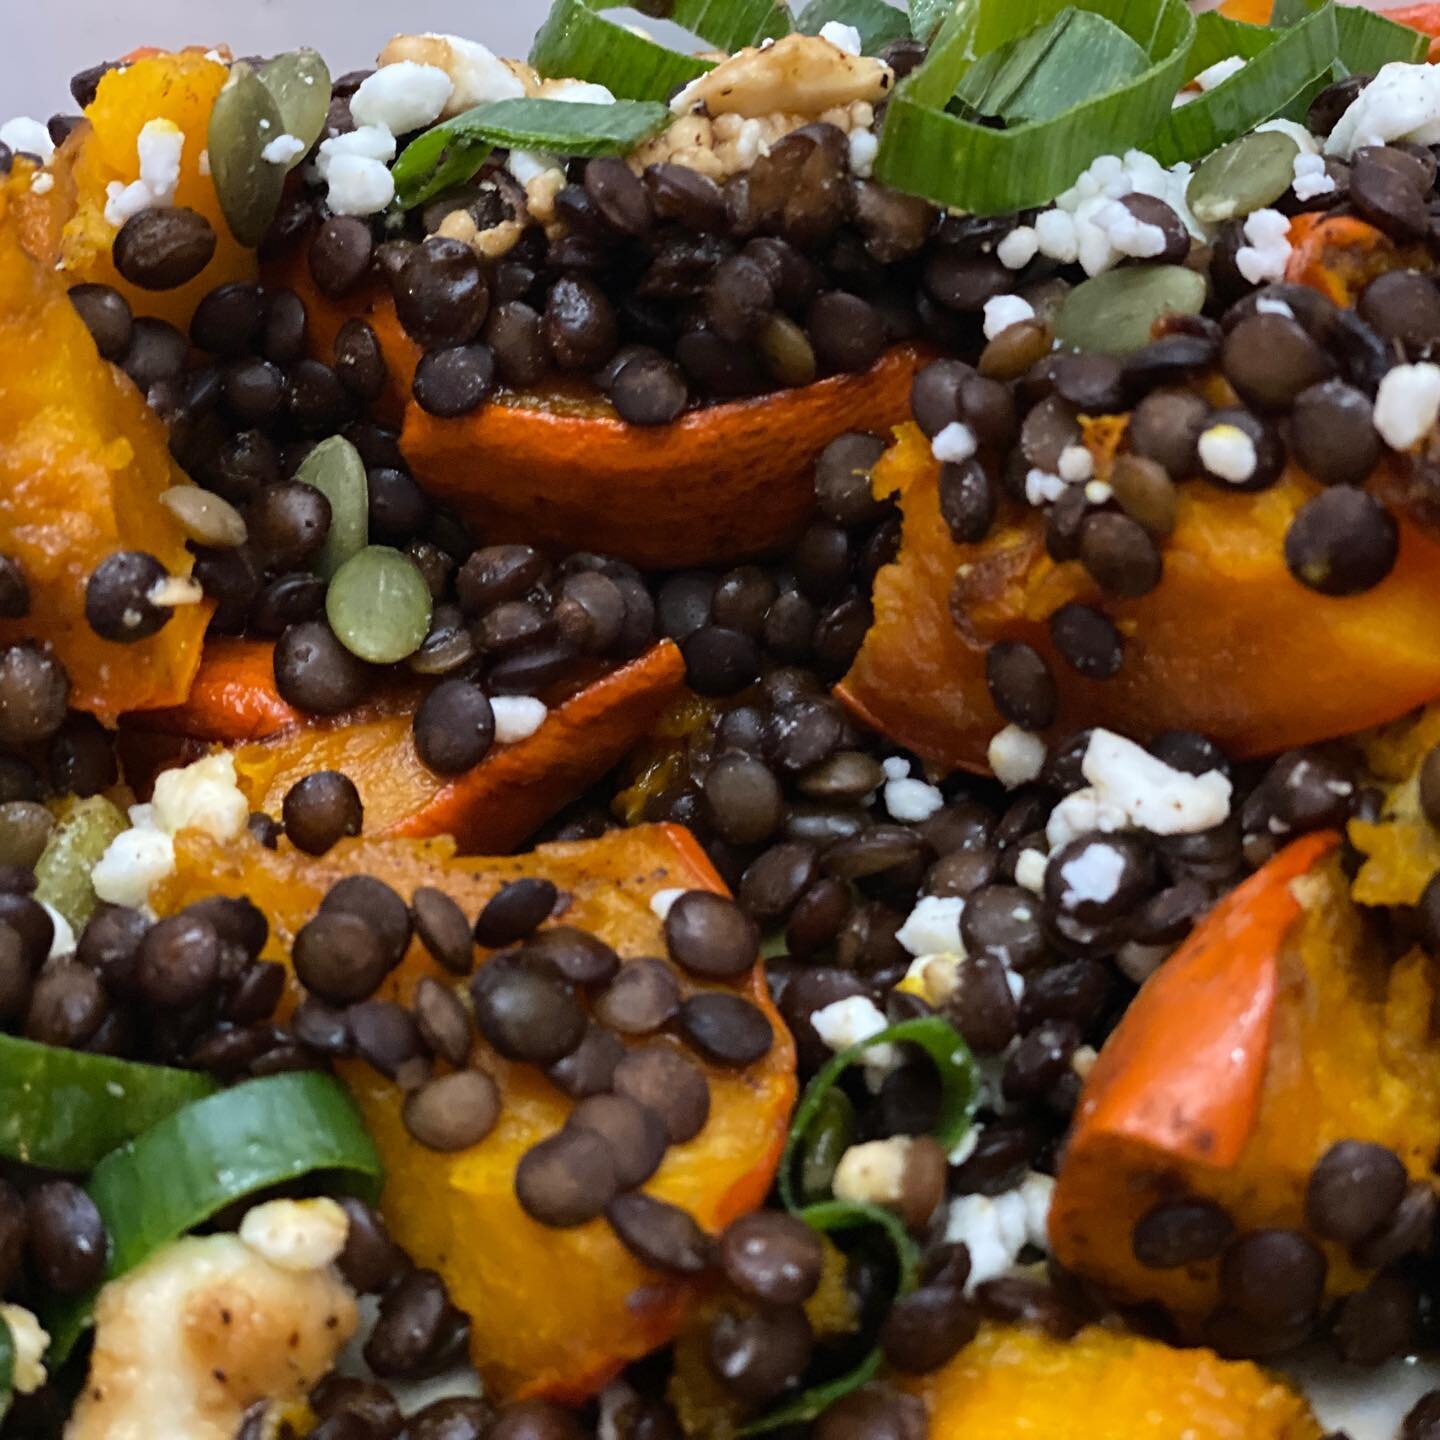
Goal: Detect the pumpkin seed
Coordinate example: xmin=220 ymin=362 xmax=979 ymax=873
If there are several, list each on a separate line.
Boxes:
xmin=1053 ymin=264 xmax=1208 ymax=356
xmin=1186 ymin=130 xmax=1300 ymax=227
xmin=159 ymin=485 xmax=248 ymax=548
xmin=295 ymin=436 xmax=368 ymax=579
xmin=259 ymin=49 xmax=332 ymax=169
xmin=33 ymin=795 xmax=129 ymax=931
xmin=326 ymin=546 xmax=433 ymax=664
xmin=799 ymin=1087 xmax=855 ymax=1205
xmin=208 ymin=61 xmax=288 ymax=248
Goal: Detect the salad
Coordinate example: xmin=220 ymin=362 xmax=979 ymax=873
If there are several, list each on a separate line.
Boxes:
xmin=3 ymin=0 xmax=1440 ymax=1435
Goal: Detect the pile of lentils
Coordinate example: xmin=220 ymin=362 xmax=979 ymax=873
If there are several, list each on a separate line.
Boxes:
xmin=8 ymin=41 xmax=1440 ymax=1440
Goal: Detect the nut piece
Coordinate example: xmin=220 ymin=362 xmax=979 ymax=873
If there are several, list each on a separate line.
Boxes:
xmin=671 ymin=34 xmax=892 ymax=120
xmin=832 ymin=1135 xmax=949 ymax=1231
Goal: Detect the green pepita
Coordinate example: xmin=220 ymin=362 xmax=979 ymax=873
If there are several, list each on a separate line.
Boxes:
xmin=295 ymin=436 xmax=369 ymax=580
xmin=1186 ymin=129 xmax=1300 ymax=226
xmin=159 ymin=485 xmax=248 ymax=549
xmin=259 ymin=49 xmax=333 ymax=169
xmin=1053 ymin=264 xmax=1208 ymax=356
xmin=33 ymin=796 xmax=129 ymax=931
xmin=326 ymin=546 xmax=433 ymax=665
xmin=207 ymin=61 xmax=288 ymax=248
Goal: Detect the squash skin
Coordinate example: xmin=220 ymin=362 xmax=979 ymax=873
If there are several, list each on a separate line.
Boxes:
xmin=0 ymin=166 xmax=209 ymax=721
xmin=124 ymin=639 xmax=688 ymax=853
xmin=837 ymin=423 xmax=1440 ymax=773
xmin=903 ymin=1322 xmax=1322 ymax=1440
xmin=152 ymin=823 xmax=797 ymax=1402
xmin=1049 ymin=833 xmax=1440 ymax=1332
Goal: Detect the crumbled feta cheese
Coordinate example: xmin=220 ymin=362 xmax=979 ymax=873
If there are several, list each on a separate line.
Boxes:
xmin=1256 ymin=118 xmax=1319 ymax=156
xmin=1198 ymin=422 xmax=1258 ymax=484
xmin=1255 ymin=295 xmax=1295 ymax=317
xmin=1375 ymin=362 xmax=1440 ymax=450
xmin=1054 ymin=841 xmax=1126 ymax=907
xmin=151 ymin=753 xmax=249 ymax=843
xmin=1014 ymin=848 xmax=1048 ymax=893
xmin=812 ymin=995 xmax=900 ymax=1087
xmin=650 ymin=887 xmax=683 ymax=920
xmin=0 ymin=1304 xmax=48 ymax=1394
xmin=897 ymin=952 xmax=964 ymax=1007
xmin=492 ymin=695 xmax=548 ymax=744
xmin=1291 ymin=152 xmax=1336 ymax=202
xmin=983 ymin=293 xmax=1036 ymax=341
xmin=1034 ymin=208 xmax=1079 ymax=264
xmin=819 ymin=21 xmax=864 ymax=56
xmin=885 ymin=775 xmax=945 ymax=824
xmin=240 ymin=1198 xmax=349 ymax=1273
xmin=0 ymin=117 xmax=54 ymax=163
xmin=1084 ymin=479 xmax=1113 ymax=505
xmin=42 ymin=903 xmax=76 ymax=960
xmin=1024 ymin=469 xmax=1067 ymax=506
xmin=1235 ymin=208 xmax=1291 ymax=286
xmin=507 ymin=148 xmax=562 ymax=189
xmin=931 ymin=421 xmax=978 ymax=464
xmin=351 ymin=61 xmax=454 ymax=134
xmin=316 ymin=124 xmax=398 ymax=178
xmin=1195 ymin=56 xmax=1246 ymax=91
xmin=832 ymin=1137 xmax=911 ymax=1208
xmin=847 ymin=126 xmax=878 ymax=178
xmin=1057 ymin=444 xmax=1094 ymax=483
xmin=1326 ymin=61 xmax=1440 ymax=158
xmin=30 ymin=172 xmax=53 ymax=195
xmin=1046 ymin=789 xmax=1128 ymax=850
xmin=881 ymin=757 xmax=910 ymax=781
xmin=1078 ymin=728 xmax=1232 ymax=838
xmin=198 ymin=148 xmax=211 ymax=175
xmin=260 ymin=132 xmax=307 ymax=166
xmin=327 ymin=153 xmax=397 ymax=216
xmin=380 ymin=34 xmax=528 ymax=115
xmin=943 ymin=1171 xmax=1054 ymax=1289
xmin=103 ymin=117 xmax=185 ymax=227
xmin=996 ymin=225 xmax=1039 ymax=270
xmin=987 ymin=725 xmax=1046 ymax=788
xmin=541 ymin=78 xmax=618 ymax=106
xmin=91 ymin=828 xmax=176 ymax=909
xmin=896 ymin=895 xmax=965 ymax=957
xmin=1094 ymin=198 xmax=1167 ymax=260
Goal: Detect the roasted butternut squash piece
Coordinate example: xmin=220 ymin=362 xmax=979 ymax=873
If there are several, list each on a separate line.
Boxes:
xmin=1348 ymin=702 xmax=1440 ymax=908
xmin=1049 ymin=833 xmax=1440 ymax=1334
xmin=837 ymin=423 xmax=1440 ymax=772
xmin=151 ymin=823 xmax=797 ymax=1401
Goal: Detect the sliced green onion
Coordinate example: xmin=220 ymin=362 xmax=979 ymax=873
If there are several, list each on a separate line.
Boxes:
xmin=0 ymin=1033 xmax=216 ymax=1173
xmin=530 ymin=0 xmax=791 ymax=101
xmin=779 ymin=1015 xmax=979 ymax=1212
xmin=392 ymin=97 xmax=669 ymax=209
xmin=795 ymin=0 xmax=910 ymax=53
xmin=739 ymin=1200 xmax=920 ymax=1436
xmin=907 ymin=0 xmax=953 ymax=45
xmin=874 ymin=0 xmax=1196 ymax=217
xmin=0 ymin=1310 xmax=12 ymax=1424
xmin=44 ymin=1072 xmax=381 ymax=1365
xmin=1150 ymin=3 xmax=1338 ymax=164
xmin=955 ymin=8 xmax=1149 ymax=126
xmin=1334 ymin=4 xmax=1428 ymax=74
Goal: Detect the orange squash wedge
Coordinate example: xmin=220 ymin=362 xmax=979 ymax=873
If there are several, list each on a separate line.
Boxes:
xmin=270 ymin=250 xmax=926 ymax=569
xmin=0 ymin=164 xmax=209 ymax=721
xmin=152 ymin=822 xmax=797 ymax=1401
xmin=126 ymin=638 xmax=686 ymax=851
xmin=837 ymin=423 xmax=1440 ymax=773
xmin=1048 ymin=833 xmax=1440 ymax=1334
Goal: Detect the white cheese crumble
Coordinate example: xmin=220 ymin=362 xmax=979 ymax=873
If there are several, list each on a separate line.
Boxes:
xmin=0 ymin=1304 xmax=48 ymax=1394
xmin=316 ymin=124 xmax=398 ymax=177
xmin=997 ymin=225 xmax=1039 ymax=271
xmin=1024 ymin=468 xmax=1067 ymax=506
xmin=649 ymin=887 xmax=683 ymax=921
xmin=819 ymin=21 xmax=864 ymax=56
xmin=351 ymin=61 xmax=454 ymax=135
xmin=327 ymin=154 xmax=397 ymax=216
xmin=1255 ymin=118 xmax=1320 ymax=156
xmin=987 ymin=725 xmax=1046 ymax=788
xmin=1084 ymin=479 xmax=1113 ymax=505
xmin=931 ymin=421 xmax=978 ymax=465
xmin=1014 ymin=848 xmax=1049 ymax=893
xmin=401 ymin=34 xmax=528 ymax=113
xmin=1054 ymin=841 xmax=1125 ymax=906
xmin=1198 ymin=422 xmax=1258 ymax=484
xmin=943 ymin=1171 xmax=1054 ymax=1289
xmin=492 ymin=695 xmax=549 ymax=744
xmin=197 ymin=147 xmax=211 ymax=175
xmin=896 ymin=895 xmax=965 ymax=958
xmin=239 ymin=1198 xmax=349 ymax=1273
xmin=1234 ymin=208 xmax=1291 ymax=286
xmin=0 ymin=116 xmax=54 ymax=163
xmin=42 ymin=903 xmax=76 ymax=960
xmin=847 ymin=126 xmax=878 ymax=178
xmin=812 ymin=995 xmax=900 ymax=1088
xmin=30 ymin=172 xmax=54 ymax=195
xmin=1194 ymin=56 xmax=1246 ymax=91
xmin=103 ymin=118 xmax=184 ymax=227
xmin=1048 ymin=728 xmax=1231 ymax=849
xmin=1326 ymin=61 xmax=1440 ymax=158
xmin=91 ymin=828 xmax=176 ymax=910
xmin=982 ymin=293 xmax=1036 ymax=341
xmin=1291 ymin=151 xmax=1336 ymax=203
xmin=260 ymin=132 xmax=307 ymax=166
xmin=1375 ymin=362 xmax=1440 ymax=450
xmin=882 ymin=758 xmax=944 ymax=823
xmin=1056 ymin=444 xmax=1094 ymax=483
